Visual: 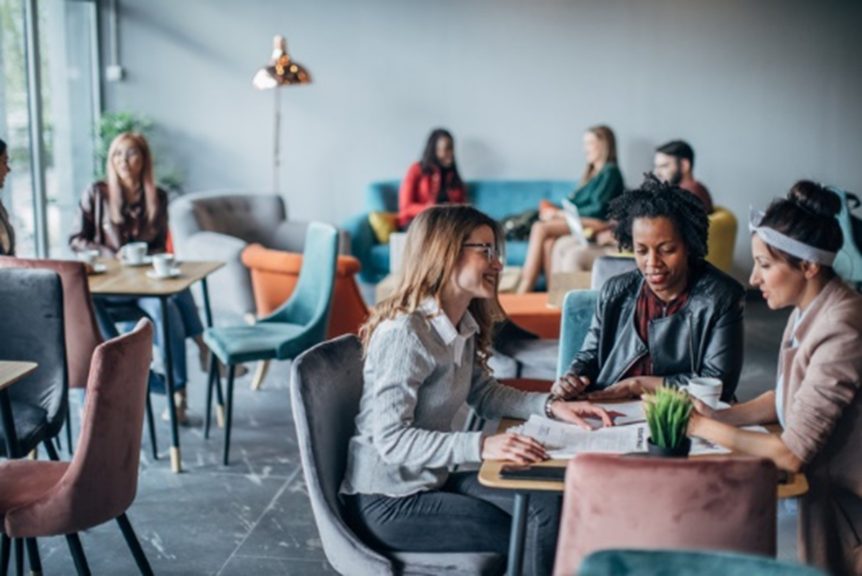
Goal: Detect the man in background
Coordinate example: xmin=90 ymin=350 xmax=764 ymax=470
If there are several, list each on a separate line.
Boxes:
xmin=653 ymin=140 xmax=713 ymax=213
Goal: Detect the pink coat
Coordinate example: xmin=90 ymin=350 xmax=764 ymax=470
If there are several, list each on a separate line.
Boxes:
xmin=778 ymin=277 xmax=862 ymax=575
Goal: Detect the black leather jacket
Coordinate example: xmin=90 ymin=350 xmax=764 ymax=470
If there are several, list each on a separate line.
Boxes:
xmin=567 ymin=262 xmax=745 ymax=400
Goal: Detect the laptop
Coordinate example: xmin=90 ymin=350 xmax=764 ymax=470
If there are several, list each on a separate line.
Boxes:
xmin=561 ymin=198 xmax=589 ymax=245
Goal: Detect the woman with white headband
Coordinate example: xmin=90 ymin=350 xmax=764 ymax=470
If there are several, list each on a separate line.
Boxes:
xmin=688 ymin=180 xmax=862 ymax=576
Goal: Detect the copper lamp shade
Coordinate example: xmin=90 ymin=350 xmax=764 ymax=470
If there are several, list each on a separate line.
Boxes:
xmin=252 ymin=35 xmax=312 ymax=90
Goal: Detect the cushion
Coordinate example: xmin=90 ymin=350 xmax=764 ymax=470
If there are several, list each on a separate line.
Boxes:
xmin=204 ymin=323 xmax=305 ymax=365
xmin=368 ymin=212 xmax=399 ymax=244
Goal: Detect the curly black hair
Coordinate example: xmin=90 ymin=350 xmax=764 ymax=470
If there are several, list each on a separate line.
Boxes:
xmin=609 ymin=174 xmax=709 ymax=262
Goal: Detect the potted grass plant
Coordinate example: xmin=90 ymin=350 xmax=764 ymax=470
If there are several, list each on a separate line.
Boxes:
xmin=643 ymin=386 xmax=693 ymax=457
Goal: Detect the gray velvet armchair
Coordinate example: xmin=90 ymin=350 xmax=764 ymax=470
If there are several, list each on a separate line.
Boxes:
xmin=169 ymin=191 xmax=314 ymax=322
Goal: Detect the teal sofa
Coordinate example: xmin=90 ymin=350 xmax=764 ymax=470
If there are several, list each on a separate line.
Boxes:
xmin=343 ymin=179 xmax=577 ymax=283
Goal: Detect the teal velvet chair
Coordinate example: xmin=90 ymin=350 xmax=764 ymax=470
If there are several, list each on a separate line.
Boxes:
xmin=556 ymin=290 xmax=598 ymax=377
xmin=832 ymin=187 xmax=862 ymax=289
xmin=203 ymin=222 xmax=339 ymax=465
xmin=577 ymin=549 xmax=824 ymax=576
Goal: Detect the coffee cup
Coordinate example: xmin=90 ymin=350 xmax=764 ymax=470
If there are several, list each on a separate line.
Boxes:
xmin=121 ymin=242 xmax=148 ymax=265
xmin=76 ymin=249 xmax=100 ymax=266
xmin=685 ymin=377 xmax=723 ymax=409
xmin=152 ymin=253 xmax=175 ymax=277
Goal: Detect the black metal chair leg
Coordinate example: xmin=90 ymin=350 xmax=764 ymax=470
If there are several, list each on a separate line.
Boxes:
xmin=42 ymin=440 xmax=60 ymax=462
xmin=204 ymin=354 xmax=217 ymax=439
xmin=64 ymin=534 xmax=91 ymax=576
xmin=0 ymin=534 xmax=9 ymax=576
xmin=24 ymin=538 xmax=40 ymax=575
xmin=223 ymin=365 xmax=236 ymax=466
xmin=13 ymin=539 xmax=21 ymax=576
xmin=65 ymin=400 xmax=74 ymax=456
xmin=116 ymin=514 xmax=153 ymax=576
xmin=144 ymin=390 xmax=158 ymax=460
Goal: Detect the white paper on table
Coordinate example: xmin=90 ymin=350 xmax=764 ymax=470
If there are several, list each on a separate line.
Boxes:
xmin=508 ymin=416 xmax=771 ymax=459
xmin=591 ymin=400 xmax=646 ymax=426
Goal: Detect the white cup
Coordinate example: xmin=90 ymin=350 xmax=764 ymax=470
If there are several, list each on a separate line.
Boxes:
xmin=121 ymin=242 xmax=148 ymax=265
xmin=685 ymin=377 xmax=723 ymax=409
xmin=76 ymin=249 xmax=99 ymax=265
xmin=152 ymin=253 xmax=175 ymax=277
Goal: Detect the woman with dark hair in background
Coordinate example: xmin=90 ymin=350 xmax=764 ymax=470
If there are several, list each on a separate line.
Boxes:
xmin=688 ymin=181 xmax=862 ymax=576
xmin=69 ymin=131 xmax=210 ymax=424
xmin=397 ymin=128 xmax=466 ymax=229
xmin=0 ymin=138 xmax=15 ymax=256
xmin=554 ymin=175 xmax=745 ymax=402
xmin=516 ymin=125 xmax=624 ymax=293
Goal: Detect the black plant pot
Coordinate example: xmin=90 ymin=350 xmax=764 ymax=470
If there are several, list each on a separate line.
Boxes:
xmin=646 ymin=437 xmax=691 ymax=458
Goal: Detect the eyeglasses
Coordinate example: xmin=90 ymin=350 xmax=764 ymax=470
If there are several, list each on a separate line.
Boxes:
xmin=463 ymin=243 xmax=504 ymax=263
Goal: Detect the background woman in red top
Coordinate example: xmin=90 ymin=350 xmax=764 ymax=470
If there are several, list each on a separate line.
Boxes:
xmin=398 ymin=128 xmax=466 ymax=229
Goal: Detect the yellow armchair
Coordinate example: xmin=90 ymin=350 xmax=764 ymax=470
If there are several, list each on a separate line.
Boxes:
xmin=706 ymin=207 xmax=738 ymax=274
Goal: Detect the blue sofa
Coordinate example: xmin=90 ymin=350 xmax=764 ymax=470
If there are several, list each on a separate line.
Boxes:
xmin=343 ymin=179 xmax=577 ymax=283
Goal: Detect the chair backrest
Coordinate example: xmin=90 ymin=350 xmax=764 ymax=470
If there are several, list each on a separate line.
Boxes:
xmin=557 ymin=290 xmax=598 ymax=377
xmin=169 ymin=190 xmax=287 ymax=249
xmin=0 ymin=268 xmax=68 ymax=439
xmin=0 ymin=257 xmax=102 ymax=389
xmin=579 ymin=549 xmax=826 ymax=576
xmin=705 ymin=207 xmax=738 ymax=274
xmin=553 ymin=454 xmax=777 ymax=575
xmin=267 ymin=222 xmax=339 ymax=350
xmin=290 ymin=335 xmax=393 ymax=575
xmin=590 ymin=255 xmax=636 ymax=291
xmin=5 ymin=320 xmax=152 ymax=535
xmin=833 ymin=188 xmax=862 ymax=285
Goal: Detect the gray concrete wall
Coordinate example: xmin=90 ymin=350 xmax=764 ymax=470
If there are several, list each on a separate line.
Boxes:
xmin=103 ymin=0 xmax=862 ymax=278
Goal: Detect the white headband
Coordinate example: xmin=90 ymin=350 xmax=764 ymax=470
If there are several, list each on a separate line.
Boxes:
xmin=749 ymin=208 xmax=837 ymax=266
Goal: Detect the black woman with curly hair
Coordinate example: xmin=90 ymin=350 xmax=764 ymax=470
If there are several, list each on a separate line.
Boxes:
xmin=551 ymin=175 xmax=746 ymax=402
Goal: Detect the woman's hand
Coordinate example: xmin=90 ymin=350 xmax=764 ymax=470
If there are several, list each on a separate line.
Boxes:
xmin=690 ymin=396 xmax=717 ymax=420
xmin=687 ymin=411 xmax=705 ymax=437
xmin=550 ymin=401 xmax=615 ymax=430
xmin=539 ymin=207 xmax=561 ymax=222
xmin=551 ymin=373 xmax=591 ymax=399
xmin=586 ymin=377 xmax=644 ymax=401
xmin=481 ymin=433 xmax=548 ymax=464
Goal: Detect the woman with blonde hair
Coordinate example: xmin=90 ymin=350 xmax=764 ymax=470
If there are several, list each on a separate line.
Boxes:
xmin=340 ymin=205 xmax=614 ymax=576
xmin=69 ymin=132 xmax=208 ymax=424
xmin=517 ymin=124 xmax=625 ymax=293
xmin=0 ymin=138 xmax=15 ymax=256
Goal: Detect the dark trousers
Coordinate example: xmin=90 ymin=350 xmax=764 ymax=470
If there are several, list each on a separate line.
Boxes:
xmin=343 ymin=471 xmax=561 ymax=576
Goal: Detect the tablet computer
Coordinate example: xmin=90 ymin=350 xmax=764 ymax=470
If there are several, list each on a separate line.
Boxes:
xmin=561 ymin=198 xmax=588 ymax=245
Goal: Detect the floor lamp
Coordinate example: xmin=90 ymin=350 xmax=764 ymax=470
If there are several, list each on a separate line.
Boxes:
xmin=252 ymin=35 xmax=312 ymax=195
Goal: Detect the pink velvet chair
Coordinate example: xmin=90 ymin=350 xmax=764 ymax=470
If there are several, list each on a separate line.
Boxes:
xmin=0 ymin=256 xmax=158 ymax=459
xmin=0 ymin=320 xmax=154 ymax=575
xmin=553 ymin=453 xmax=778 ymax=576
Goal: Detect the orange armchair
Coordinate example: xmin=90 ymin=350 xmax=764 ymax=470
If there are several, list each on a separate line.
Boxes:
xmin=241 ymin=244 xmax=370 ymax=389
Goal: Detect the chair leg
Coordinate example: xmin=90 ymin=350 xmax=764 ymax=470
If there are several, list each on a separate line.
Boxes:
xmin=13 ymin=539 xmax=21 ymax=576
xmin=0 ymin=534 xmax=9 ymax=576
xmin=144 ymin=391 xmax=158 ymax=460
xmin=250 ymin=360 xmax=269 ymax=391
xmin=116 ymin=514 xmax=154 ymax=576
xmin=65 ymin=400 xmax=74 ymax=456
xmin=204 ymin=354 xmax=218 ymax=439
xmin=214 ymin=366 xmax=225 ymax=428
xmin=223 ymin=365 xmax=236 ymax=466
xmin=42 ymin=440 xmax=60 ymax=462
xmin=25 ymin=538 xmax=41 ymax=576
xmin=63 ymin=534 xmax=91 ymax=576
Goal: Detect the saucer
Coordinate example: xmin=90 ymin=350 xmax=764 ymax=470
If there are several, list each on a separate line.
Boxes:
xmin=88 ymin=263 xmax=107 ymax=275
xmin=122 ymin=255 xmax=152 ymax=267
xmin=146 ymin=267 xmax=181 ymax=280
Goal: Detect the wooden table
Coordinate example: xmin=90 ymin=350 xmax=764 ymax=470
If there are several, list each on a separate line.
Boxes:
xmin=89 ymin=259 xmax=224 ymax=473
xmin=0 ymin=362 xmax=38 ymax=459
xmin=479 ymin=418 xmax=809 ymax=576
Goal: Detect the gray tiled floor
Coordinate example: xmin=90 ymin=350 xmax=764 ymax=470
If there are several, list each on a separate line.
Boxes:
xmin=29 ymin=298 xmax=794 ymax=575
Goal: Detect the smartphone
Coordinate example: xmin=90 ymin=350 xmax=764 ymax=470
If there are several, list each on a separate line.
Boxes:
xmin=499 ymin=465 xmax=565 ymax=482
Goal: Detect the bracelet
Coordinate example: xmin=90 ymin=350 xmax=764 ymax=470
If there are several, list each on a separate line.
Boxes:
xmin=544 ymin=394 xmax=560 ymax=420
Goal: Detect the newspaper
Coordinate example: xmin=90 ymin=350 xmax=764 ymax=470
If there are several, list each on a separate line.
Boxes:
xmin=508 ymin=415 xmax=769 ymax=459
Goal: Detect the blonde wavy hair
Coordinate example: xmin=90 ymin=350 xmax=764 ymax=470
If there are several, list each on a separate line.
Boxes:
xmin=360 ymin=205 xmax=506 ymax=369
xmin=105 ymin=132 xmax=158 ymax=225
xmin=580 ymin=124 xmax=618 ymax=185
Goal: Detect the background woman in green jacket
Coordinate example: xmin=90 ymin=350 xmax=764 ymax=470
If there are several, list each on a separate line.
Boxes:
xmin=516 ymin=124 xmax=624 ymax=293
